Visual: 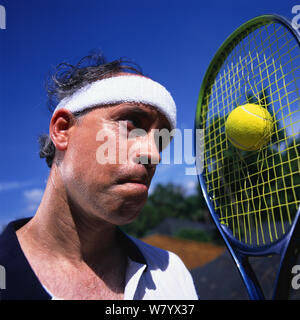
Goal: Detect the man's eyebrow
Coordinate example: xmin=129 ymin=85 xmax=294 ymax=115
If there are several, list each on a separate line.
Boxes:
xmin=111 ymin=105 xmax=154 ymax=120
xmin=110 ymin=104 xmax=171 ymax=130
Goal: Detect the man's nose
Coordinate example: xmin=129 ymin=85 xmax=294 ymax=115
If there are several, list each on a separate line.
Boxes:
xmin=132 ymin=132 xmax=161 ymax=165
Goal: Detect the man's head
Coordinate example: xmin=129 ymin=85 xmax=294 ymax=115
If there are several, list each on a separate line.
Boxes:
xmin=40 ymin=53 xmax=144 ymax=167
xmin=40 ymin=52 xmax=176 ymax=225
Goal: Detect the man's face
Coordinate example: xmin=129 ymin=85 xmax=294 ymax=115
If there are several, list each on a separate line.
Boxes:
xmin=57 ymin=102 xmax=171 ymax=225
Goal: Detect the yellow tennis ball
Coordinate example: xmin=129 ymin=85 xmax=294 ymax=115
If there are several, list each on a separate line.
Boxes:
xmin=225 ymin=103 xmax=273 ymax=151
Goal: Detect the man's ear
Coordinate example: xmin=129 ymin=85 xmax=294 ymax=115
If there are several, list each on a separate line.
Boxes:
xmin=49 ymin=109 xmax=75 ymax=151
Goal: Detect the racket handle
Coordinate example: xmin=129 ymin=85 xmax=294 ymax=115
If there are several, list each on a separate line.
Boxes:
xmin=237 ymin=254 xmax=265 ymax=300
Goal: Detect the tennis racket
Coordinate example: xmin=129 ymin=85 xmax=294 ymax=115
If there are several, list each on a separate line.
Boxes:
xmin=195 ymin=14 xmax=300 ymax=300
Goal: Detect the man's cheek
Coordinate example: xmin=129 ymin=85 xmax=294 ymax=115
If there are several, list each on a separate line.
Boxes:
xmin=96 ymin=127 xmax=117 ymax=165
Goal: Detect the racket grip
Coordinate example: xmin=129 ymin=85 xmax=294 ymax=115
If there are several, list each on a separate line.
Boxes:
xmin=237 ymin=254 xmax=265 ymax=300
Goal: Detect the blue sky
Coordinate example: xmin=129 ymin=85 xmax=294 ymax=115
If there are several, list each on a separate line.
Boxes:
xmin=0 ymin=0 xmax=297 ymax=226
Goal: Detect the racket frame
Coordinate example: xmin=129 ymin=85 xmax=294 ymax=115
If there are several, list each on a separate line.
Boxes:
xmin=196 ymin=14 xmax=300 ymax=123
xmin=195 ymin=14 xmax=300 ymax=300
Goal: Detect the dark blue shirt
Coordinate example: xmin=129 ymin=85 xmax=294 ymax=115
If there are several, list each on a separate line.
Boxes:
xmin=0 ymin=217 xmax=147 ymax=300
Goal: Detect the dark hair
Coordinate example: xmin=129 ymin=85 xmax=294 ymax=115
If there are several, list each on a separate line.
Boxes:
xmin=39 ymin=51 xmax=143 ymax=168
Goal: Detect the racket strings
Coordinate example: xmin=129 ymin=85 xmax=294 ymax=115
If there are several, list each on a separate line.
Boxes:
xmin=202 ymin=20 xmax=300 ymax=246
xmin=206 ymin=47 xmax=300 ymax=125
xmin=208 ymin=26 xmax=299 ymax=110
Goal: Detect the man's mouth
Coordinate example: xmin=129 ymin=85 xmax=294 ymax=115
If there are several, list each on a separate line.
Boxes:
xmin=126 ymin=179 xmax=147 ymax=185
xmin=118 ymin=176 xmax=149 ymax=189
xmin=120 ymin=179 xmax=148 ymax=187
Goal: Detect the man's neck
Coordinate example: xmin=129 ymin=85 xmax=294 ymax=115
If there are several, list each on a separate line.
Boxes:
xmin=16 ymin=166 xmax=124 ymax=272
xmin=15 ymin=167 xmax=128 ymax=299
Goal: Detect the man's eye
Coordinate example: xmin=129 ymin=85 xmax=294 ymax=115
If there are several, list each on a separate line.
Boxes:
xmin=127 ymin=119 xmax=140 ymax=128
xmin=121 ymin=117 xmax=141 ymax=129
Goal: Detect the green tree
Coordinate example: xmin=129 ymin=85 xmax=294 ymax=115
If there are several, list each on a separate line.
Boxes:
xmin=121 ymin=182 xmax=209 ymax=238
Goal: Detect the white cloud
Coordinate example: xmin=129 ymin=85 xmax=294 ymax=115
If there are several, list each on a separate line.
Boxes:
xmin=0 ymin=180 xmax=33 ymax=192
xmin=185 ymin=179 xmax=198 ymax=195
xmin=23 ymin=188 xmax=44 ymax=212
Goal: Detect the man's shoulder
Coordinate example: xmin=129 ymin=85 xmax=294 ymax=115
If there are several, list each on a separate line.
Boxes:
xmin=0 ymin=218 xmax=31 ymax=265
xmin=0 ymin=217 xmax=51 ymax=300
xmin=127 ymin=235 xmax=199 ymax=299
xmin=0 ymin=221 xmax=16 ymax=261
xmin=127 ymin=235 xmax=188 ymax=271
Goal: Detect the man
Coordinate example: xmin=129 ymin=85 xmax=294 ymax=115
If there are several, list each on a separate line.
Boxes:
xmin=0 ymin=53 xmax=198 ymax=300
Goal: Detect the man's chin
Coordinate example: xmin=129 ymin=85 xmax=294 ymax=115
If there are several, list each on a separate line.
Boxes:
xmin=115 ymin=201 xmax=146 ymax=226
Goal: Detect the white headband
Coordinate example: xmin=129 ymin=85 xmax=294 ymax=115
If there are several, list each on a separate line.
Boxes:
xmin=54 ymin=75 xmax=176 ymax=129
